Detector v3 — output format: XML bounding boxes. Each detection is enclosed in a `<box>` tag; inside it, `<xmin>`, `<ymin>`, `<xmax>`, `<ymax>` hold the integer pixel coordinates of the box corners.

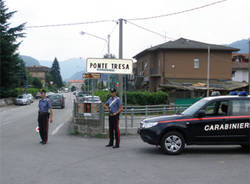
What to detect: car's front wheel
<box><xmin>160</xmin><ymin>131</ymin><xmax>185</xmax><ymax>155</ymax></box>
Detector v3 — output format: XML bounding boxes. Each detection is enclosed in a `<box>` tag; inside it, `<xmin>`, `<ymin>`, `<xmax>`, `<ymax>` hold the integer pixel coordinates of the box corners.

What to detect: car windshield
<box><xmin>18</xmin><ymin>95</ymin><xmax>24</xmax><ymax>99</ymax></box>
<box><xmin>86</xmin><ymin>97</ymin><xmax>100</xmax><ymax>101</ymax></box>
<box><xmin>49</xmin><ymin>95</ymin><xmax>61</xmax><ymax>100</ymax></box>
<box><xmin>181</xmin><ymin>98</ymin><xmax>209</xmax><ymax>116</ymax></box>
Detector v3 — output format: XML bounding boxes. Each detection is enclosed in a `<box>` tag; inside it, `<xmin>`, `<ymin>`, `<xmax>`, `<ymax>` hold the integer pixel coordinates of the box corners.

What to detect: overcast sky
<box><xmin>6</xmin><ymin>0</ymin><xmax>250</xmax><ymax>62</ymax></box>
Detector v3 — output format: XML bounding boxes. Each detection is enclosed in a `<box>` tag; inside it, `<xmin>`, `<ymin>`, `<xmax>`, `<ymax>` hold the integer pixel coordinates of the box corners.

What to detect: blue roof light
<box><xmin>238</xmin><ymin>91</ymin><xmax>248</xmax><ymax>96</ymax></box>
<box><xmin>229</xmin><ymin>91</ymin><xmax>238</xmax><ymax>95</ymax></box>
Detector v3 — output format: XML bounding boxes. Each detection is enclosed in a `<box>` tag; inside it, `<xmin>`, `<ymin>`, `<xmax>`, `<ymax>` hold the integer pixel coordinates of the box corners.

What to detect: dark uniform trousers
<box><xmin>108</xmin><ymin>114</ymin><xmax>120</xmax><ymax>146</ymax></box>
<box><xmin>38</xmin><ymin>112</ymin><xmax>49</xmax><ymax>143</ymax></box>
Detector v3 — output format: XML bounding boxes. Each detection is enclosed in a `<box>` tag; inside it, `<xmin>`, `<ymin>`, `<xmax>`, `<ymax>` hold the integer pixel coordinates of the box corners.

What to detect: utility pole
<box><xmin>207</xmin><ymin>46</ymin><xmax>210</xmax><ymax>97</ymax></box>
<box><xmin>118</xmin><ymin>18</ymin><xmax>128</xmax><ymax>135</ymax></box>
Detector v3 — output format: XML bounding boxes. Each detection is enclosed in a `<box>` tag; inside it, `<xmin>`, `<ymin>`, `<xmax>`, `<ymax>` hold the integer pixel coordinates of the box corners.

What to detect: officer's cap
<box><xmin>41</xmin><ymin>89</ymin><xmax>46</xmax><ymax>94</ymax></box>
<box><xmin>110</xmin><ymin>88</ymin><xmax>116</xmax><ymax>93</ymax></box>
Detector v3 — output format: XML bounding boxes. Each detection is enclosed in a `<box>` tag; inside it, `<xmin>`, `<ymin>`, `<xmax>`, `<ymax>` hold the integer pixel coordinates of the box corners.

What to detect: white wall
<box><xmin>232</xmin><ymin>70</ymin><xmax>249</xmax><ymax>82</ymax></box>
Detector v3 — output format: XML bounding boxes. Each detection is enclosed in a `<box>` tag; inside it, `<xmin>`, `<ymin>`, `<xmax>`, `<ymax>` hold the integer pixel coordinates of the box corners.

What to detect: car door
<box><xmin>188</xmin><ymin>100</ymin><xmax>229</xmax><ymax>144</ymax></box>
<box><xmin>225</xmin><ymin>99</ymin><xmax>250</xmax><ymax>143</ymax></box>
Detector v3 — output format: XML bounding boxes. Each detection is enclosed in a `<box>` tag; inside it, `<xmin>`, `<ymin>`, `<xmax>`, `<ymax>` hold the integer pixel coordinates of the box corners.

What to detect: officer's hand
<box><xmin>50</xmin><ymin>118</ymin><xmax>53</xmax><ymax>123</ymax></box>
<box><xmin>110</xmin><ymin>113</ymin><xmax>116</xmax><ymax>116</ymax></box>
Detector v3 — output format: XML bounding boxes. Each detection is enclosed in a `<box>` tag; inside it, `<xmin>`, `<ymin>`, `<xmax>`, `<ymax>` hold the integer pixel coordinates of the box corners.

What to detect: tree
<box><xmin>50</xmin><ymin>57</ymin><xmax>63</xmax><ymax>88</ymax></box>
<box><xmin>45</xmin><ymin>72</ymin><xmax>53</xmax><ymax>87</ymax></box>
<box><xmin>17</xmin><ymin>58</ymin><xmax>27</xmax><ymax>87</ymax></box>
<box><xmin>0</xmin><ymin>0</ymin><xmax>25</xmax><ymax>97</ymax></box>
<box><xmin>71</xmin><ymin>85</ymin><xmax>76</xmax><ymax>92</ymax></box>
<box><xmin>104</xmin><ymin>53</ymin><xmax>116</xmax><ymax>59</ymax></box>
<box><xmin>103</xmin><ymin>53</ymin><xmax>117</xmax><ymax>89</ymax></box>
<box><xmin>32</xmin><ymin>77</ymin><xmax>42</xmax><ymax>89</ymax></box>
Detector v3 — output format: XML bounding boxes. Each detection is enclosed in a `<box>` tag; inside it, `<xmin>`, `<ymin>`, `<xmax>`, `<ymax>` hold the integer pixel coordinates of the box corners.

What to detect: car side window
<box><xmin>204</xmin><ymin>102</ymin><xmax>217</xmax><ymax>116</ymax></box>
<box><xmin>218</xmin><ymin>101</ymin><xmax>228</xmax><ymax>115</ymax></box>
<box><xmin>231</xmin><ymin>100</ymin><xmax>250</xmax><ymax>116</ymax></box>
<box><xmin>203</xmin><ymin>100</ymin><xmax>229</xmax><ymax>116</ymax></box>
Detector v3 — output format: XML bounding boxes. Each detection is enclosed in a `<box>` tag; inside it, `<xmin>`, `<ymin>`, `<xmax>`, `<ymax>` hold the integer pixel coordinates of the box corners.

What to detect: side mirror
<box><xmin>196</xmin><ymin>110</ymin><xmax>206</xmax><ymax>118</ymax></box>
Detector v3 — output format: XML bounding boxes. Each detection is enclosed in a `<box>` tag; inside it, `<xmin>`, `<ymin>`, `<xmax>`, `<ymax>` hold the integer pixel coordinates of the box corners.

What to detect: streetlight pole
<box><xmin>80</xmin><ymin>31</ymin><xmax>110</xmax><ymax>56</ymax></box>
<box><xmin>80</xmin><ymin>31</ymin><xmax>111</xmax><ymax>94</ymax></box>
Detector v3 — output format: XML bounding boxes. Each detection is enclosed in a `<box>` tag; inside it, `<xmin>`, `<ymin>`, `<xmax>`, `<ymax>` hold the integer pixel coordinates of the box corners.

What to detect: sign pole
<box><xmin>118</xmin><ymin>18</ymin><xmax>123</xmax><ymax>101</ymax></box>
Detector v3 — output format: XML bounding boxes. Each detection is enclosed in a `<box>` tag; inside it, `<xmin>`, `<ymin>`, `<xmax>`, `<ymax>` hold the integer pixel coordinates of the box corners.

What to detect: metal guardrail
<box><xmin>115</xmin><ymin>104</ymin><xmax>191</xmax><ymax>130</ymax></box>
<box><xmin>73</xmin><ymin>101</ymin><xmax>192</xmax><ymax>133</ymax></box>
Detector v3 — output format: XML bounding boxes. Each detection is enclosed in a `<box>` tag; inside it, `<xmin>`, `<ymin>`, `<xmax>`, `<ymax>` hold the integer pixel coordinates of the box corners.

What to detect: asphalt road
<box><xmin>0</xmin><ymin>93</ymin><xmax>250</xmax><ymax>184</ymax></box>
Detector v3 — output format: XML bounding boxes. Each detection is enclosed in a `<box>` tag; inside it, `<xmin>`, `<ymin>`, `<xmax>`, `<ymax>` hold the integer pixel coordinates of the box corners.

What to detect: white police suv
<box><xmin>138</xmin><ymin>92</ymin><xmax>250</xmax><ymax>155</ymax></box>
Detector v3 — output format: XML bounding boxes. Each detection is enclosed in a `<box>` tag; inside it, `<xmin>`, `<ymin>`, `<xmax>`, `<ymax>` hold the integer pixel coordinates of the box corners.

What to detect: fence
<box><xmin>73</xmin><ymin>100</ymin><xmax>191</xmax><ymax>135</ymax></box>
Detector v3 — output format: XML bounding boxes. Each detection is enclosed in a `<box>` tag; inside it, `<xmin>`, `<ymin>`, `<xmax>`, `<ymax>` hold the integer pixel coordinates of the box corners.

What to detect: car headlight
<box><xmin>142</xmin><ymin>122</ymin><xmax>158</xmax><ymax>128</ymax></box>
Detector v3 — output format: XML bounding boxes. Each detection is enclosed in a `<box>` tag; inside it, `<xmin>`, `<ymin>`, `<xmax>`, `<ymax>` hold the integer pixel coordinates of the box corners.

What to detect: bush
<box><xmin>94</xmin><ymin>90</ymin><xmax>168</xmax><ymax>105</ymax></box>
<box><xmin>0</xmin><ymin>88</ymin><xmax>18</xmax><ymax>98</ymax></box>
<box><xmin>94</xmin><ymin>90</ymin><xmax>110</xmax><ymax>102</ymax></box>
<box><xmin>126</xmin><ymin>91</ymin><xmax>168</xmax><ymax>105</ymax></box>
<box><xmin>26</xmin><ymin>88</ymin><xmax>40</xmax><ymax>97</ymax></box>
<box><xmin>15</xmin><ymin>88</ymin><xmax>40</xmax><ymax>97</ymax></box>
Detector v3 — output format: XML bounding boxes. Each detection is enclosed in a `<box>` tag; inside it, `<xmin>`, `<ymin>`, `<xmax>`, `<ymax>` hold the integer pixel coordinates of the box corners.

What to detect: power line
<box><xmin>109</xmin><ymin>22</ymin><xmax>118</xmax><ymax>36</ymax></box>
<box><xmin>126</xmin><ymin>20</ymin><xmax>173</xmax><ymax>40</ymax></box>
<box><xmin>127</xmin><ymin>0</ymin><xmax>228</xmax><ymax>21</ymax></box>
<box><xmin>25</xmin><ymin>0</ymin><xmax>228</xmax><ymax>29</ymax></box>
<box><xmin>26</xmin><ymin>19</ymin><xmax>115</xmax><ymax>29</ymax></box>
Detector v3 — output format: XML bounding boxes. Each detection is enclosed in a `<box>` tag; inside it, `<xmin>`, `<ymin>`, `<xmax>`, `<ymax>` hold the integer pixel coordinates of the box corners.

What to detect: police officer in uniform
<box><xmin>38</xmin><ymin>90</ymin><xmax>53</xmax><ymax>144</ymax></box>
<box><xmin>104</xmin><ymin>88</ymin><xmax>123</xmax><ymax>148</ymax></box>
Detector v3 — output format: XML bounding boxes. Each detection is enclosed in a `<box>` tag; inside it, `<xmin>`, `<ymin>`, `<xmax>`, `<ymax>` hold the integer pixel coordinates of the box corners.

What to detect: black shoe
<box><xmin>40</xmin><ymin>141</ymin><xmax>46</xmax><ymax>145</ymax></box>
<box><xmin>113</xmin><ymin>145</ymin><xmax>119</xmax><ymax>149</ymax></box>
<box><xmin>105</xmin><ymin>144</ymin><xmax>113</xmax><ymax>147</ymax></box>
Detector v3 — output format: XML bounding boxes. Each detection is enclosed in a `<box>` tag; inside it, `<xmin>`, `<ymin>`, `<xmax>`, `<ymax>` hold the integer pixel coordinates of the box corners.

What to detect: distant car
<box><xmin>46</xmin><ymin>92</ymin><xmax>55</xmax><ymax>98</ymax></box>
<box><xmin>83</xmin><ymin>96</ymin><xmax>102</xmax><ymax>103</ymax></box>
<box><xmin>76</xmin><ymin>92</ymin><xmax>88</xmax><ymax>103</ymax></box>
<box><xmin>48</xmin><ymin>94</ymin><xmax>65</xmax><ymax>109</ymax></box>
<box><xmin>35</xmin><ymin>92</ymin><xmax>41</xmax><ymax>99</ymax></box>
<box><xmin>15</xmin><ymin>94</ymin><xmax>31</xmax><ymax>105</ymax></box>
<box><xmin>26</xmin><ymin>93</ymin><xmax>34</xmax><ymax>103</ymax></box>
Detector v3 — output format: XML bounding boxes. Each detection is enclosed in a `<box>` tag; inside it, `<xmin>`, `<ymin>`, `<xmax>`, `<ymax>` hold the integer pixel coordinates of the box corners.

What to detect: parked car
<box><xmin>35</xmin><ymin>92</ymin><xmax>41</xmax><ymax>99</ymax></box>
<box><xmin>46</xmin><ymin>92</ymin><xmax>55</xmax><ymax>98</ymax></box>
<box><xmin>83</xmin><ymin>96</ymin><xmax>101</xmax><ymax>103</ymax></box>
<box><xmin>15</xmin><ymin>94</ymin><xmax>31</xmax><ymax>105</ymax></box>
<box><xmin>138</xmin><ymin>92</ymin><xmax>250</xmax><ymax>155</ymax></box>
<box><xmin>48</xmin><ymin>94</ymin><xmax>65</xmax><ymax>109</ymax></box>
<box><xmin>26</xmin><ymin>93</ymin><xmax>34</xmax><ymax>103</ymax></box>
<box><xmin>76</xmin><ymin>92</ymin><xmax>88</xmax><ymax>103</ymax></box>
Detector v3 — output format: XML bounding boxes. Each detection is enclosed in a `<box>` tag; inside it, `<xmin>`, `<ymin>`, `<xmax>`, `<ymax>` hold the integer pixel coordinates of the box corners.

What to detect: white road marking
<box><xmin>52</xmin><ymin>122</ymin><xmax>65</xmax><ymax>135</ymax></box>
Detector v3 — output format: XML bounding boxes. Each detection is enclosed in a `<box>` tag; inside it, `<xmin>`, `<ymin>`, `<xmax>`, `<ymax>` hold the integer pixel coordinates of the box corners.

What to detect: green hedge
<box><xmin>0</xmin><ymin>88</ymin><xmax>18</xmax><ymax>98</ymax></box>
<box><xmin>94</xmin><ymin>90</ymin><xmax>110</xmax><ymax>102</ymax></box>
<box><xmin>94</xmin><ymin>90</ymin><xmax>168</xmax><ymax>105</ymax></box>
<box><xmin>126</xmin><ymin>91</ymin><xmax>168</xmax><ymax>105</ymax></box>
<box><xmin>16</xmin><ymin>88</ymin><xmax>40</xmax><ymax>97</ymax></box>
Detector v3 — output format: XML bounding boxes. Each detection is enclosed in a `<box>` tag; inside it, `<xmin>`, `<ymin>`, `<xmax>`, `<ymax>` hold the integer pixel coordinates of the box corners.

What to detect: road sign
<box><xmin>86</xmin><ymin>58</ymin><xmax>133</xmax><ymax>74</ymax></box>
<box><xmin>82</xmin><ymin>73</ymin><xmax>101</xmax><ymax>79</ymax></box>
